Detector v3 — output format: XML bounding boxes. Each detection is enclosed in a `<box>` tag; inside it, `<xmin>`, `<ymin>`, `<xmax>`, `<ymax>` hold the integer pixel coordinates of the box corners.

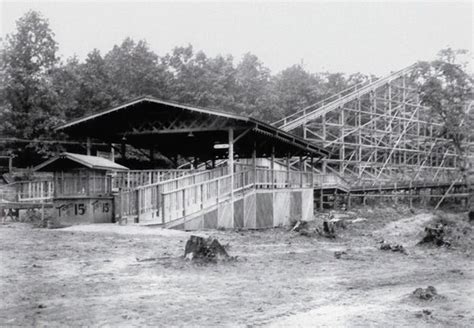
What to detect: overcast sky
<box><xmin>1</xmin><ymin>1</ymin><xmax>472</xmax><ymax>76</ymax></box>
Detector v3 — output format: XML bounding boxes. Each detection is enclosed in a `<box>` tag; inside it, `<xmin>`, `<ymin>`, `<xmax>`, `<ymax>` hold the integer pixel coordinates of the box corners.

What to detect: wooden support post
<box><xmin>252</xmin><ymin>143</ymin><xmax>257</xmax><ymax>189</ymax></box>
<box><xmin>115</xmin><ymin>192</ymin><xmax>122</xmax><ymax>223</ymax></box>
<box><xmin>310</xmin><ymin>156</ymin><xmax>314</xmax><ymax>187</ymax></box>
<box><xmin>286</xmin><ymin>154</ymin><xmax>291</xmax><ymax>187</ymax></box>
<box><xmin>216</xmin><ymin>179</ymin><xmax>220</xmax><ymax>204</ymax></box>
<box><xmin>85</xmin><ymin>171</ymin><xmax>90</xmax><ymax>196</ymax></box>
<box><xmin>110</xmin><ymin>144</ymin><xmax>115</xmax><ymax>162</ymax></box>
<box><xmin>41</xmin><ymin>203</ymin><xmax>45</xmax><ymax>223</ymax></box>
<box><xmin>136</xmin><ymin>189</ymin><xmax>141</xmax><ymax>223</ymax></box>
<box><xmin>271</xmin><ymin>146</ymin><xmax>275</xmax><ymax>189</ymax></box>
<box><xmin>320</xmin><ymin>188</ymin><xmax>324</xmax><ymax>210</ymax></box>
<box><xmin>228</xmin><ymin>128</ymin><xmax>234</xmax><ymax>226</ymax></box>
<box><xmin>182</xmin><ymin>189</ymin><xmax>186</xmax><ymax>217</ymax></box>
<box><xmin>121</xmin><ymin>141</ymin><xmax>126</xmax><ymax>160</ymax></box>
<box><xmin>86</xmin><ymin>138</ymin><xmax>91</xmax><ymax>156</ymax></box>
<box><xmin>161</xmin><ymin>193</ymin><xmax>166</xmax><ymax>224</ymax></box>
<box><xmin>409</xmin><ymin>181</ymin><xmax>413</xmax><ymax>208</ymax></box>
<box><xmin>53</xmin><ymin>173</ymin><xmax>58</xmax><ymax>198</ymax></box>
<box><xmin>200</xmin><ymin>184</ymin><xmax>204</xmax><ymax>209</ymax></box>
<box><xmin>299</xmin><ymin>156</ymin><xmax>303</xmax><ymax>187</ymax></box>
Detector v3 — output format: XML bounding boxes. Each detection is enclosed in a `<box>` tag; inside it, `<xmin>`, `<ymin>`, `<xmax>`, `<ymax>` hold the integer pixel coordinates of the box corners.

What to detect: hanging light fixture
<box><xmin>213</xmin><ymin>143</ymin><xmax>229</xmax><ymax>149</ymax></box>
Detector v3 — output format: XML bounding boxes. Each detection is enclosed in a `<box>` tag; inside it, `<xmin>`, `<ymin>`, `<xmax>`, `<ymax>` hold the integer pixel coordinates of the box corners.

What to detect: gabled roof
<box><xmin>55</xmin><ymin>96</ymin><xmax>330</xmax><ymax>158</ymax></box>
<box><xmin>34</xmin><ymin>153</ymin><xmax>129</xmax><ymax>172</ymax></box>
<box><xmin>57</xmin><ymin>96</ymin><xmax>250</xmax><ymax>130</ymax></box>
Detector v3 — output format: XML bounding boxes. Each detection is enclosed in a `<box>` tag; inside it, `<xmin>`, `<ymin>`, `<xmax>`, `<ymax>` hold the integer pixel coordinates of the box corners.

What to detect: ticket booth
<box><xmin>34</xmin><ymin>152</ymin><xmax>128</xmax><ymax>224</ymax></box>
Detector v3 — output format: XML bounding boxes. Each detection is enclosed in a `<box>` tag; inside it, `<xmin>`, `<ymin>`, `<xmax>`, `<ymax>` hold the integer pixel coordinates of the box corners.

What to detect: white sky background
<box><xmin>1</xmin><ymin>1</ymin><xmax>472</xmax><ymax>76</ymax></box>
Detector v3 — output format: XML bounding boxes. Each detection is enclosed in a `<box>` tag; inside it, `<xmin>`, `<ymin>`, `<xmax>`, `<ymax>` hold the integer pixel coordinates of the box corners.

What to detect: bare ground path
<box><xmin>0</xmin><ymin>209</ymin><xmax>472</xmax><ymax>327</ymax></box>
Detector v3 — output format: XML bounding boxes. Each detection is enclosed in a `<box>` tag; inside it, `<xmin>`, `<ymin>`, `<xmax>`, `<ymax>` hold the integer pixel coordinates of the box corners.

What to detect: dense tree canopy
<box><xmin>0</xmin><ymin>11</ymin><xmax>63</xmax><ymax>164</ymax></box>
<box><xmin>0</xmin><ymin>11</ymin><xmax>472</xmax><ymax>168</ymax></box>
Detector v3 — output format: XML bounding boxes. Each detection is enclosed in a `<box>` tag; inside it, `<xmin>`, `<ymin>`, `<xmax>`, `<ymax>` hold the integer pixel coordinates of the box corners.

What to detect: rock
<box><xmin>380</xmin><ymin>242</ymin><xmax>392</xmax><ymax>251</ymax></box>
<box><xmin>334</xmin><ymin>251</ymin><xmax>347</xmax><ymax>259</ymax></box>
<box><xmin>379</xmin><ymin>242</ymin><xmax>407</xmax><ymax>254</ymax></box>
<box><xmin>422</xmin><ymin>309</ymin><xmax>432</xmax><ymax>315</ymax></box>
<box><xmin>412</xmin><ymin>286</ymin><xmax>438</xmax><ymax>300</ymax></box>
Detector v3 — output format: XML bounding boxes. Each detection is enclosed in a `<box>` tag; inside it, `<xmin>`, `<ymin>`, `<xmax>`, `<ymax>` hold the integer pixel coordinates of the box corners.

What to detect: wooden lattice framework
<box><xmin>275</xmin><ymin>65</ymin><xmax>470</xmax><ymax>189</ymax></box>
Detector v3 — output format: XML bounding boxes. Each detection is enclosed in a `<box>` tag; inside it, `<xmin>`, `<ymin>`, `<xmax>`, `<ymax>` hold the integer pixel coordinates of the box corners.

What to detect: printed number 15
<box><xmin>75</xmin><ymin>204</ymin><xmax>85</xmax><ymax>215</ymax></box>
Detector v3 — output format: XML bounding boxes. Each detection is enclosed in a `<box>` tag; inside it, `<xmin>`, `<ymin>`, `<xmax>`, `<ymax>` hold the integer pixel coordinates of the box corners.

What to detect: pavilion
<box><xmin>54</xmin><ymin>96</ymin><xmax>330</xmax><ymax>229</ymax></box>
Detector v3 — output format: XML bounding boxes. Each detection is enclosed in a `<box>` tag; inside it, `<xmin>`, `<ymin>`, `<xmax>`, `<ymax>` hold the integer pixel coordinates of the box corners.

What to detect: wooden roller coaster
<box><xmin>274</xmin><ymin>64</ymin><xmax>473</xmax><ymax>209</ymax></box>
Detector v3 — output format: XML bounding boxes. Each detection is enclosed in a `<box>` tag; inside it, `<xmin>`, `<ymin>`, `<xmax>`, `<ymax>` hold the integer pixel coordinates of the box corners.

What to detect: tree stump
<box><xmin>184</xmin><ymin>235</ymin><xmax>229</xmax><ymax>262</ymax></box>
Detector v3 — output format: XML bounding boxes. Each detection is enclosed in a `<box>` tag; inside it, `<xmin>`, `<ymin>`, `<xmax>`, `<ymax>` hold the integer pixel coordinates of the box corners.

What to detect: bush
<box><xmin>419</xmin><ymin>212</ymin><xmax>473</xmax><ymax>252</ymax></box>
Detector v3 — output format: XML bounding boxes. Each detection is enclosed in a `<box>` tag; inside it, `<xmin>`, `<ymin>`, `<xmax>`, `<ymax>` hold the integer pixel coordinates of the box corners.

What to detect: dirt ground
<box><xmin>1</xmin><ymin>207</ymin><xmax>473</xmax><ymax>327</ymax></box>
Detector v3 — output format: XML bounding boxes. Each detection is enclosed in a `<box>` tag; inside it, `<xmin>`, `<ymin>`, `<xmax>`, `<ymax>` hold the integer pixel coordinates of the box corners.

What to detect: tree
<box><xmin>165</xmin><ymin>45</ymin><xmax>238</xmax><ymax>109</ymax></box>
<box><xmin>0</xmin><ymin>11</ymin><xmax>63</xmax><ymax>166</ymax></box>
<box><xmin>233</xmin><ymin>53</ymin><xmax>277</xmax><ymax>120</ymax></box>
<box><xmin>104</xmin><ymin>37</ymin><xmax>170</xmax><ymax>100</ymax></box>
<box><xmin>273</xmin><ymin>64</ymin><xmax>323</xmax><ymax>118</ymax></box>
<box><xmin>414</xmin><ymin>48</ymin><xmax>473</xmax><ymax>204</ymax></box>
<box><xmin>51</xmin><ymin>56</ymin><xmax>82</xmax><ymax>119</ymax></box>
<box><xmin>63</xmin><ymin>49</ymin><xmax>118</xmax><ymax>118</ymax></box>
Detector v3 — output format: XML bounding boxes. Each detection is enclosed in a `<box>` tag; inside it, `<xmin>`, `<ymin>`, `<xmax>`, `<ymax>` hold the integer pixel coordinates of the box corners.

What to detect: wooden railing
<box><xmin>118</xmin><ymin>167</ymin><xmax>317</xmax><ymax>224</ymax></box>
<box><xmin>117</xmin><ymin>166</ymin><xmax>229</xmax><ymax>221</ymax></box>
<box><xmin>112</xmin><ymin>169</ymin><xmax>199</xmax><ymax>190</ymax></box>
<box><xmin>160</xmin><ymin>173</ymin><xmax>236</xmax><ymax>223</ymax></box>
<box><xmin>153</xmin><ymin>166</ymin><xmax>228</xmax><ymax>193</ymax></box>
<box><xmin>0</xmin><ymin>180</ymin><xmax>54</xmax><ymax>203</ymax></box>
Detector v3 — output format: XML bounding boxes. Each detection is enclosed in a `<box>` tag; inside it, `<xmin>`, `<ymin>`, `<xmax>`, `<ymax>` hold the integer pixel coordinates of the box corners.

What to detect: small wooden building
<box><xmin>35</xmin><ymin>152</ymin><xmax>128</xmax><ymax>197</ymax></box>
<box><xmin>34</xmin><ymin>152</ymin><xmax>129</xmax><ymax>224</ymax></box>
